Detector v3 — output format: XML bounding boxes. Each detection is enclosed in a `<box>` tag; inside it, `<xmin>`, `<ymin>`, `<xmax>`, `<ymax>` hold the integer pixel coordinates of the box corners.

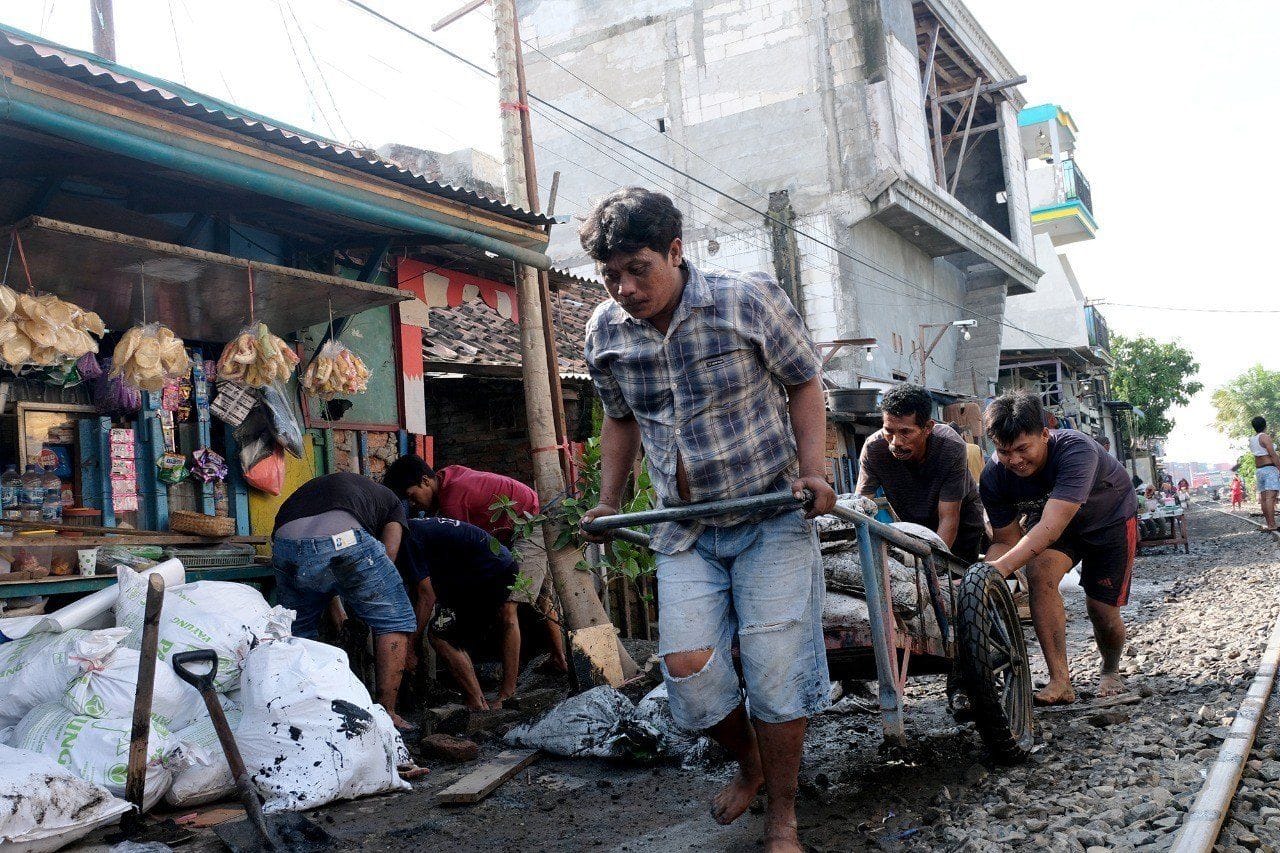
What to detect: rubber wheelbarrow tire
<box><xmin>956</xmin><ymin>562</ymin><xmax>1035</xmax><ymax>763</ymax></box>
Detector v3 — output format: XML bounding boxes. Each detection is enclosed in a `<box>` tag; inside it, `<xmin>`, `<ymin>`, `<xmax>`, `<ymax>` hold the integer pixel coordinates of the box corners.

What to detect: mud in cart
<box><xmin>582</xmin><ymin>491</ymin><xmax>1035</xmax><ymax>763</ymax></box>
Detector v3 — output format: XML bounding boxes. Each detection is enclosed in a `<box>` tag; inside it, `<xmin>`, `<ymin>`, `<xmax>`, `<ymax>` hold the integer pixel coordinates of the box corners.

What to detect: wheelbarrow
<box><xmin>581</xmin><ymin>490</ymin><xmax>1034</xmax><ymax>763</ymax></box>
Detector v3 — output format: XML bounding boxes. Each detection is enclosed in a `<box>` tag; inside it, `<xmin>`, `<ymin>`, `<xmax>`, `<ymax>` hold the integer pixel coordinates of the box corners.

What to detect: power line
<box><xmin>1100</xmin><ymin>303</ymin><xmax>1280</xmax><ymax>315</ymax></box>
<box><xmin>335</xmin><ymin>0</ymin><xmax>1075</xmax><ymax>351</ymax></box>
<box><xmin>283</xmin><ymin>0</ymin><xmax>353</xmax><ymax>143</ymax></box>
<box><xmin>274</xmin><ymin>0</ymin><xmax>340</xmax><ymax>140</ymax></box>
<box><xmin>166</xmin><ymin>0</ymin><xmax>188</xmax><ymax>84</ymax></box>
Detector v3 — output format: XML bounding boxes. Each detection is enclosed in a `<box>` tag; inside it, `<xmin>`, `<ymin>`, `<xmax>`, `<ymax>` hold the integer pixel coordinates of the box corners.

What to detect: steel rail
<box><xmin>1170</xmin><ymin>613</ymin><xmax>1280</xmax><ymax>852</ymax></box>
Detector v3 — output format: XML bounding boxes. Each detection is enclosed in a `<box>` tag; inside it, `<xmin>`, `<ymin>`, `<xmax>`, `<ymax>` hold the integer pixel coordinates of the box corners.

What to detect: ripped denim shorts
<box><xmin>655</xmin><ymin>509</ymin><xmax>830</xmax><ymax>730</ymax></box>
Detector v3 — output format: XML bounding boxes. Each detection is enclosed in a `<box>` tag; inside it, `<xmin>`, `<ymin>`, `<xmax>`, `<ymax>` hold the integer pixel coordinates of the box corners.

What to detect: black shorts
<box><xmin>1047</xmin><ymin>516</ymin><xmax>1137</xmax><ymax>606</ymax></box>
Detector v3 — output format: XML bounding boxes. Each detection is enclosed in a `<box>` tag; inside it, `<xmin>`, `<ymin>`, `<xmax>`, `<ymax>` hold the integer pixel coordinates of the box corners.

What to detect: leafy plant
<box><xmin>488</xmin><ymin>437</ymin><xmax>657</xmax><ymax>597</ymax></box>
<box><xmin>1110</xmin><ymin>333</ymin><xmax>1203</xmax><ymax>439</ymax></box>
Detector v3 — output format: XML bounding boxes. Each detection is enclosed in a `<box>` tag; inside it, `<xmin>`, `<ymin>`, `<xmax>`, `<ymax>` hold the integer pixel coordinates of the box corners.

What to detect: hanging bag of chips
<box><xmin>0</xmin><ymin>232</ymin><xmax>106</xmax><ymax>370</ymax></box>
<box><xmin>301</xmin><ymin>339</ymin><xmax>370</xmax><ymax>399</ymax></box>
<box><xmin>109</xmin><ymin>323</ymin><xmax>190</xmax><ymax>392</ymax></box>
<box><xmin>216</xmin><ymin>322</ymin><xmax>298</xmax><ymax>388</ymax></box>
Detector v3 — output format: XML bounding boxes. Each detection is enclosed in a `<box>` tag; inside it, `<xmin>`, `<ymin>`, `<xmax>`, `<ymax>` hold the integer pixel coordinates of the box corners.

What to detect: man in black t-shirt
<box><xmin>978</xmin><ymin>393</ymin><xmax>1138</xmax><ymax>706</ymax></box>
<box><xmin>398</xmin><ymin>517</ymin><xmax>519</xmax><ymax>711</ymax></box>
<box><xmin>856</xmin><ymin>384</ymin><xmax>985</xmax><ymax>561</ymax></box>
<box><xmin>273</xmin><ymin>472</ymin><xmax>416</xmax><ymax>729</ymax></box>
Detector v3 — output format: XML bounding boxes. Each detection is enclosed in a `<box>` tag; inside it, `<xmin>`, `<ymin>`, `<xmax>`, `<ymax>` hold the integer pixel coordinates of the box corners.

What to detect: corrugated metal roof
<box><xmin>0</xmin><ymin>24</ymin><xmax>554</xmax><ymax>228</ymax></box>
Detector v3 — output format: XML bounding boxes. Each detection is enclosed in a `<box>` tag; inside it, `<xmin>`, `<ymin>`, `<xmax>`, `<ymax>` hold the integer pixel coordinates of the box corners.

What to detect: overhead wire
<box><xmin>333</xmin><ymin>0</ymin><xmax>1076</xmax><ymax>352</ymax></box>
<box><xmin>283</xmin><ymin>0</ymin><xmax>354</xmax><ymax>143</ymax></box>
<box><xmin>273</xmin><ymin>0</ymin><xmax>341</xmax><ymax>140</ymax></box>
<box><xmin>166</xmin><ymin>0</ymin><xmax>188</xmax><ymax>84</ymax></box>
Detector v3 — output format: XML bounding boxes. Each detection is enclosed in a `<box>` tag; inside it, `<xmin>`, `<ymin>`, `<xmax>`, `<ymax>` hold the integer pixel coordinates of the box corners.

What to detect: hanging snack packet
<box><xmin>157</xmin><ymin>451</ymin><xmax>189</xmax><ymax>485</ymax></box>
<box><xmin>190</xmin><ymin>447</ymin><xmax>228</xmax><ymax>484</ymax></box>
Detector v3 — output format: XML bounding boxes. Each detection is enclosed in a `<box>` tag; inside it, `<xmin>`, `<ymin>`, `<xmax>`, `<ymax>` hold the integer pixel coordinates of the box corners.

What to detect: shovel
<box><xmin>172</xmin><ymin>649</ymin><xmax>332</xmax><ymax>853</ymax></box>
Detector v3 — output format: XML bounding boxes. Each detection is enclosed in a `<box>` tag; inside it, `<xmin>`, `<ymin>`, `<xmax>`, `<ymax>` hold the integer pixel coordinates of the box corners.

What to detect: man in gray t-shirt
<box><xmin>856</xmin><ymin>384</ymin><xmax>985</xmax><ymax>561</ymax></box>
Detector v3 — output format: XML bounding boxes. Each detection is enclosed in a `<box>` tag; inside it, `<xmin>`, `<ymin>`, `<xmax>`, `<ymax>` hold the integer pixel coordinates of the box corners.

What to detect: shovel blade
<box><xmin>213</xmin><ymin>810</ymin><xmax>332</xmax><ymax>853</ymax></box>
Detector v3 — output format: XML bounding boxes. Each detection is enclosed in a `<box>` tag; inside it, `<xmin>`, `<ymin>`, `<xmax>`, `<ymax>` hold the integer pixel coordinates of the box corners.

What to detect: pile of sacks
<box><xmin>1</xmin><ymin>565</ymin><xmax>409</xmax><ymax>849</ymax></box>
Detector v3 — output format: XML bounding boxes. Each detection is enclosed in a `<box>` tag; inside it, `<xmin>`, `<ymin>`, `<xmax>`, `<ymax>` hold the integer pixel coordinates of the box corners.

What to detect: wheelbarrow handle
<box><xmin>580</xmin><ymin>489</ymin><xmax>812</xmax><ymax>534</ymax></box>
<box><xmin>171</xmin><ymin>649</ymin><xmax>220</xmax><ymax>693</ymax></box>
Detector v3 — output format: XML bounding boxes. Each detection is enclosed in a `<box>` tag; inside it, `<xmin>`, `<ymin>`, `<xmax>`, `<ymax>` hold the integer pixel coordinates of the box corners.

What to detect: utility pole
<box><xmin>90</xmin><ymin>0</ymin><xmax>116</xmax><ymax>61</ymax></box>
<box><xmin>490</xmin><ymin>0</ymin><xmax>635</xmax><ymax>682</ymax></box>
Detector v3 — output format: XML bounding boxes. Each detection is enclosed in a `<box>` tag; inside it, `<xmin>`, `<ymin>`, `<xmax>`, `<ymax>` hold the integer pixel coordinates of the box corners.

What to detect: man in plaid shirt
<box><xmin>581</xmin><ymin>188</ymin><xmax>835</xmax><ymax>853</ymax></box>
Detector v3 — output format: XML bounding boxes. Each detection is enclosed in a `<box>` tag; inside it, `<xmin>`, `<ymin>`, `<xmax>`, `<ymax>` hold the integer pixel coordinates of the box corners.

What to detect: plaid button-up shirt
<box><xmin>584</xmin><ymin>262</ymin><xmax>820</xmax><ymax>554</ymax></box>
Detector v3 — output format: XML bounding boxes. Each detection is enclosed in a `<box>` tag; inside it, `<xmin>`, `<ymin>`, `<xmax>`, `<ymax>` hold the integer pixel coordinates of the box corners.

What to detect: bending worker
<box><xmin>579</xmin><ymin>187</ymin><xmax>835</xmax><ymax>853</ymax></box>
<box><xmin>856</xmin><ymin>384</ymin><xmax>985</xmax><ymax>561</ymax></box>
<box><xmin>271</xmin><ymin>472</ymin><xmax>415</xmax><ymax>731</ymax></box>
<box><xmin>398</xmin><ymin>517</ymin><xmax>519</xmax><ymax>711</ymax></box>
<box><xmin>385</xmin><ymin>455</ymin><xmax>568</xmax><ymax>700</ymax></box>
<box><xmin>978</xmin><ymin>392</ymin><xmax>1138</xmax><ymax>706</ymax></box>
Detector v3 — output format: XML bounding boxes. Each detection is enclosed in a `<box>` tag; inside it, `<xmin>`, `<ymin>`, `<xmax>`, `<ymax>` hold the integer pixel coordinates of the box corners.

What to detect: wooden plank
<box><xmin>0</xmin><ymin>518</ymin><xmax>267</xmax><ymax>543</ymax></box>
<box><xmin>935</xmin><ymin>75</ymin><xmax>1028</xmax><ymax>104</ymax></box>
<box><xmin>919</xmin><ymin>23</ymin><xmax>941</xmax><ymax>101</ymax></box>
<box><xmin>948</xmin><ymin>78</ymin><xmax>983</xmax><ymax>195</ymax></box>
<box><xmin>435</xmin><ymin>749</ymin><xmax>538</xmax><ymax>805</ymax></box>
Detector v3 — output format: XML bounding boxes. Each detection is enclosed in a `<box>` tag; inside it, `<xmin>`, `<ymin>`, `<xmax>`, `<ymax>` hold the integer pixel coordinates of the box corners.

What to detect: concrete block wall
<box><xmin>998</xmin><ymin>100</ymin><xmax>1034</xmax><ymax>255</ymax></box>
<box><xmin>424</xmin><ymin>378</ymin><xmax>538</xmax><ymax>486</ymax></box>
<box><xmin>884</xmin><ymin>32</ymin><xmax>934</xmax><ymax>185</ymax></box>
<box><xmin>952</xmin><ymin>275</ymin><xmax>1009</xmax><ymax>397</ymax></box>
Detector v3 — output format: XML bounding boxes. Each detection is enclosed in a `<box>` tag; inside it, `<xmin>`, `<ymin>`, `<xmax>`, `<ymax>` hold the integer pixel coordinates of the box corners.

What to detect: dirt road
<box><xmin>84</xmin><ymin>507</ymin><xmax>1279</xmax><ymax>852</ymax></box>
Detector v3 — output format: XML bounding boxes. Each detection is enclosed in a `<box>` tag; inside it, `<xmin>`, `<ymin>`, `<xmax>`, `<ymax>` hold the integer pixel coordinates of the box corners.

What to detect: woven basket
<box><xmin>169</xmin><ymin>510</ymin><xmax>236</xmax><ymax>538</ymax></box>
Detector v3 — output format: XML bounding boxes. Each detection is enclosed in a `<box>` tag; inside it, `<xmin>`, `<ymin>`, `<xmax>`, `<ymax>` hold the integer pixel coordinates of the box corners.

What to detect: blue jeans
<box><xmin>656</xmin><ymin>509</ymin><xmax>830</xmax><ymax>730</ymax></box>
<box><xmin>272</xmin><ymin>529</ymin><xmax>416</xmax><ymax>638</ymax></box>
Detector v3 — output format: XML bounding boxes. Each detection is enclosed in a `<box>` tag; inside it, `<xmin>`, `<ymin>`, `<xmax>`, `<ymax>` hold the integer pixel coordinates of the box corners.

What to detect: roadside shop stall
<box><xmin>0</xmin><ymin>216</ymin><xmax>407</xmax><ymax>618</ymax></box>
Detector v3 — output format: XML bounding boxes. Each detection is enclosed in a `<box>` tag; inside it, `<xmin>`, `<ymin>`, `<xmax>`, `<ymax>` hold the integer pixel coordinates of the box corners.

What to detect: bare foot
<box><xmin>711</xmin><ymin>769</ymin><xmax>763</xmax><ymax>825</ymax></box>
<box><xmin>463</xmin><ymin>696</ymin><xmax>490</xmax><ymax>712</ymax></box>
<box><xmin>764</xmin><ymin>815</ymin><xmax>803</xmax><ymax>853</ymax></box>
<box><xmin>1033</xmin><ymin>681</ymin><xmax>1077</xmax><ymax>706</ymax></box>
<box><xmin>1097</xmin><ymin>672</ymin><xmax>1125</xmax><ymax>697</ymax></box>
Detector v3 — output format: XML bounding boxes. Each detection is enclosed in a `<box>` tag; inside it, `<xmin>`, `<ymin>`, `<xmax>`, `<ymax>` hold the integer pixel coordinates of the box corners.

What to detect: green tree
<box><xmin>1110</xmin><ymin>333</ymin><xmax>1203</xmax><ymax>438</ymax></box>
<box><xmin>1211</xmin><ymin>364</ymin><xmax>1280</xmax><ymax>441</ymax></box>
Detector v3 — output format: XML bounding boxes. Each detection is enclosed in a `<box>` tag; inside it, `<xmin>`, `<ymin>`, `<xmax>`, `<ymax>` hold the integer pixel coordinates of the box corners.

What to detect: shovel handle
<box><xmin>171</xmin><ymin>649</ymin><xmax>219</xmax><ymax>693</ymax></box>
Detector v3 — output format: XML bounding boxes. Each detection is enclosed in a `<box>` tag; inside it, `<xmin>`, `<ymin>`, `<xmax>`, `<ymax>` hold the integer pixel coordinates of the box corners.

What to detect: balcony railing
<box><xmin>1063</xmin><ymin>159</ymin><xmax>1093</xmax><ymax>217</ymax></box>
<box><xmin>1085</xmin><ymin>304</ymin><xmax>1109</xmax><ymax>352</ymax></box>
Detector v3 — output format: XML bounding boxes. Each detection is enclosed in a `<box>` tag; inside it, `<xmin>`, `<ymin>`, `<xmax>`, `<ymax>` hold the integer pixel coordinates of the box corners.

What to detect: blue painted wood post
<box><xmin>95</xmin><ymin>417</ymin><xmax>115</xmax><ymax>527</ymax></box>
<box><xmin>193</xmin><ymin>351</ymin><xmax>216</xmax><ymax>515</ymax></box>
<box><xmin>223</xmin><ymin>423</ymin><xmax>250</xmax><ymax>535</ymax></box>
<box><xmin>139</xmin><ymin>392</ymin><xmax>168</xmax><ymax>530</ymax></box>
<box><xmin>397</xmin><ymin>429</ymin><xmax>409</xmax><ymax>457</ymax></box>
<box><xmin>78</xmin><ymin>419</ymin><xmax>103</xmax><ymax>515</ymax></box>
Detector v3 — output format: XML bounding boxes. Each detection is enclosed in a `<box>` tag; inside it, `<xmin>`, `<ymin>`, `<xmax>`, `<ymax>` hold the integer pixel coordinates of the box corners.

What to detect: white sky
<box><xmin>3</xmin><ymin>0</ymin><xmax>1274</xmax><ymax>466</ymax></box>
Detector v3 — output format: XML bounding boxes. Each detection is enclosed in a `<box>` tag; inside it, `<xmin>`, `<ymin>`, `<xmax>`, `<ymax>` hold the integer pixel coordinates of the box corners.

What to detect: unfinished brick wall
<box><xmin>423</xmin><ymin>376</ymin><xmax>596</xmax><ymax>485</ymax></box>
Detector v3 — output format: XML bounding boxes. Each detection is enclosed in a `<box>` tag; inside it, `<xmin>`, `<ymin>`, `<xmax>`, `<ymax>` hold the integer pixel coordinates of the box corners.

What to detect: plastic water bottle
<box><xmin>1</xmin><ymin>465</ymin><xmax>20</xmax><ymax>520</ymax></box>
<box><xmin>41</xmin><ymin>467</ymin><xmax>62</xmax><ymax>523</ymax></box>
<box><xmin>20</xmin><ymin>464</ymin><xmax>43</xmax><ymax>522</ymax></box>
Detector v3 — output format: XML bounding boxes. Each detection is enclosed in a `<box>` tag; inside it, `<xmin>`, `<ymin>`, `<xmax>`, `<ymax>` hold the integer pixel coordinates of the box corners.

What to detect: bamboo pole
<box><xmin>1170</xmin><ymin>614</ymin><xmax>1280</xmax><ymax>852</ymax></box>
<box><xmin>492</xmin><ymin>0</ymin><xmax>636</xmax><ymax>681</ymax></box>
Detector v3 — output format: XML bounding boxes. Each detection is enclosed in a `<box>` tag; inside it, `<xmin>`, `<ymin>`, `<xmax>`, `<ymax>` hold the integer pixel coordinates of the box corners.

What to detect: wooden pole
<box><xmin>90</xmin><ymin>0</ymin><xmax>116</xmax><ymax>61</ymax></box>
<box><xmin>125</xmin><ymin>574</ymin><xmax>164</xmax><ymax>817</ymax></box>
<box><xmin>948</xmin><ymin>78</ymin><xmax>983</xmax><ymax>196</ymax></box>
<box><xmin>492</xmin><ymin>0</ymin><xmax>635</xmax><ymax>681</ymax></box>
<box><xmin>511</xmin><ymin>11</ymin><xmax>573</xmax><ymax>489</ymax></box>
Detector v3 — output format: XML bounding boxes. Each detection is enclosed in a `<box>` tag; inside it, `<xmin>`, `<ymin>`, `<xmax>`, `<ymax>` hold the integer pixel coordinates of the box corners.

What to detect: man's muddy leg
<box><xmin>1086</xmin><ymin>596</ymin><xmax>1126</xmax><ymax>696</ymax></box>
<box><xmin>754</xmin><ymin>717</ymin><xmax>806</xmax><ymax>853</ymax></box>
<box><xmin>1026</xmin><ymin>551</ymin><xmax>1077</xmax><ymax>705</ymax></box>
<box><xmin>665</xmin><ymin>649</ymin><xmax>763</xmax><ymax>825</ymax></box>
<box><xmin>374</xmin><ymin>632</ymin><xmax>410</xmax><ymax>725</ymax></box>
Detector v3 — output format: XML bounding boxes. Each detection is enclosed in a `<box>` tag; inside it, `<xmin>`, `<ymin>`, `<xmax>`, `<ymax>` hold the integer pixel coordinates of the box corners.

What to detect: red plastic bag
<box><xmin>244</xmin><ymin>446</ymin><xmax>285</xmax><ymax>496</ymax></box>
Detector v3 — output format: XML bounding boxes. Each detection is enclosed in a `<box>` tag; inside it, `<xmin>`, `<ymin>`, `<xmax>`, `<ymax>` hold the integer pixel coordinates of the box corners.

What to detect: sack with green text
<box><xmin>11</xmin><ymin>702</ymin><xmax>190</xmax><ymax>811</ymax></box>
<box><xmin>113</xmin><ymin>567</ymin><xmax>294</xmax><ymax>693</ymax></box>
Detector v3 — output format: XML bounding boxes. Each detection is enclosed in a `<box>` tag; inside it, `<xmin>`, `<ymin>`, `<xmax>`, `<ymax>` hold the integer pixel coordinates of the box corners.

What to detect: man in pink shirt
<box><xmin>385</xmin><ymin>456</ymin><xmax>568</xmax><ymax>700</ymax></box>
